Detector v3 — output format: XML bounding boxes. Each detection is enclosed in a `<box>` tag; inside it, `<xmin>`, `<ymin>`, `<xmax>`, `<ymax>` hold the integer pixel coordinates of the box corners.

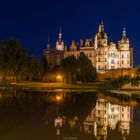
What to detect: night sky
<box><xmin>0</xmin><ymin>0</ymin><xmax>140</xmax><ymax>66</ymax></box>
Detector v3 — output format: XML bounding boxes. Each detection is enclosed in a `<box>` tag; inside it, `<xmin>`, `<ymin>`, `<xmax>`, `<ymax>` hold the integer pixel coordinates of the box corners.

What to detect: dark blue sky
<box><xmin>0</xmin><ymin>0</ymin><xmax>140</xmax><ymax>66</ymax></box>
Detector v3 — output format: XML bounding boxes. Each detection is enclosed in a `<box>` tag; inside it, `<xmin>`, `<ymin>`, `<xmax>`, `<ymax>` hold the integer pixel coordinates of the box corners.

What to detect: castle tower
<box><xmin>46</xmin><ymin>38</ymin><xmax>51</xmax><ymax>50</ymax></box>
<box><xmin>44</xmin><ymin>39</ymin><xmax>56</xmax><ymax>67</ymax></box>
<box><xmin>95</xmin><ymin>22</ymin><xmax>109</xmax><ymax>71</ymax></box>
<box><xmin>118</xmin><ymin>28</ymin><xmax>131</xmax><ymax>68</ymax></box>
<box><xmin>95</xmin><ymin>22</ymin><xmax>108</xmax><ymax>47</ymax></box>
<box><xmin>56</xmin><ymin>27</ymin><xmax>64</xmax><ymax>51</ymax></box>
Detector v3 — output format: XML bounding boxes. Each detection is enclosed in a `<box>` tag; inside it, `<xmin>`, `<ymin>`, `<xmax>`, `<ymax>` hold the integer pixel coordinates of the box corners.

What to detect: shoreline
<box><xmin>0</xmin><ymin>82</ymin><xmax>140</xmax><ymax>95</ymax></box>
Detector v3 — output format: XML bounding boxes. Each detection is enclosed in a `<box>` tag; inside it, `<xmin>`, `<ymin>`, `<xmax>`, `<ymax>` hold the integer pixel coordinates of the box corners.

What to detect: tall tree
<box><xmin>61</xmin><ymin>53</ymin><xmax>97</xmax><ymax>83</ymax></box>
<box><xmin>77</xmin><ymin>52</ymin><xmax>97</xmax><ymax>82</ymax></box>
<box><xmin>0</xmin><ymin>38</ymin><xmax>28</xmax><ymax>81</ymax></box>
<box><xmin>61</xmin><ymin>55</ymin><xmax>77</xmax><ymax>83</ymax></box>
<box><xmin>38</xmin><ymin>55</ymin><xmax>48</xmax><ymax>79</ymax></box>
<box><xmin>19</xmin><ymin>56</ymin><xmax>38</xmax><ymax>80</ymax></box>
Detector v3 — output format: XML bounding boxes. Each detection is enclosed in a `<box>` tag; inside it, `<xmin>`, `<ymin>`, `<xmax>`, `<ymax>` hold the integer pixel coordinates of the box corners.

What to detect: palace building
<box><xmin>44</xmin><ymin>23</ymin><xmax>133</xmax><ymax>73</ymax></box>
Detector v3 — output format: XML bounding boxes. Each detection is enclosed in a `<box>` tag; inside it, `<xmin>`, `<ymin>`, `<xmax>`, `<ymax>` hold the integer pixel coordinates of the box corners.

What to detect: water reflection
<box><xmin>45</xmin><ymin>92</ymin><xmax>135</xmax><ymax>140</ymax></box>
<box><xmin>0</xmin><ymin>90</ymin><xmax>139</xmax><ymax>140</ymax></box>
<box><xmin>83</xmin><ymin>98</ymin><xmax>132</xmax><ymax>140</ymax></box>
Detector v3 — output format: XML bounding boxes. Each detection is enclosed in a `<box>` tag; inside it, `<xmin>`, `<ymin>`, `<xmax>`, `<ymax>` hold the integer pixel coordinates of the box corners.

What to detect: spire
<box><xmin>101</xmin><ymin>21</ymin><xmax>104</xmax><ymax>31</ymax></box>
<box><xmin>47</xmin><ymin>38</ymin><xmax>51</xmax><ymax>49</ymax></box>
<box><xmin>59</xmin><ymin>27</ymin><xmax>62</xmax><ymax>40</ymax></box>
<box><xmin>47</xmin><ymin>37</ymin><xmax>50</xmax><ymax>43</ymax></box>
<box><xmin>123</xmin><ymin>27</ymin><xmax>126</xmax><ymax>37</ymax></box>
<box><xmin>98</xmin><ymin>21</ymin><xmax>104</xmax><ymax>32</ymax></box>
<box><xmin>122</xmin><ymin>27</ymin><xmax>128</xmax><ymax>41</ymax></box>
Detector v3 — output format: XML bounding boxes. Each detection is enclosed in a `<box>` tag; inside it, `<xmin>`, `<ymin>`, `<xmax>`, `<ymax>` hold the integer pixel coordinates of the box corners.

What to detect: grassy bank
<box><xmin>9</xmin><ymin>82</ymin><xmax>102</xmax><ymax>92</ymax></box>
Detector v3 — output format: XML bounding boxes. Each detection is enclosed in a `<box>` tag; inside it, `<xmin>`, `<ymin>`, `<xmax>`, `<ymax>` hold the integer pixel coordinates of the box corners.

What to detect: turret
<box><xmin>94</xmin><ymin>22</ymin><xmax>108</xmax><ymax>47</ymax></box>
<box><xmin>56</xmin><ymin>27</ymin><xmax>64</xmax><ymax>51</ymax></box>
<box><xmin>118</xmin><ymin>28</ymin><xmax>130</xmax><ymax>51</ymax></box>
<box><xmin>46</xmin><ymin>38</ymin><xmax>51</xmax><ymax>50</ymax></box>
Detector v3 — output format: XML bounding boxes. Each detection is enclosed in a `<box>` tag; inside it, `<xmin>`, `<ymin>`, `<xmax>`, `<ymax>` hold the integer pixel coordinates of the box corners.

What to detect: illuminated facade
<box><xmin>64</xmin><ymin>22</ymin><xmax>133</xmax><ymax>73</ymax></box>
<box><xmin>43</xmin><ymin>29</ymin><xmax>64</xmax><ymax>67</ymax></box>
<box><xmin>56</xmin><ymin>28</ymin><xmax>65</xmax><ymax>51</ymax></box>
<box><xmin>83</xmin><ymin>98</ymin><xmax>132</xmax><ymax>140</ymax></box>
<box><xmin>44</xmin><ymin>23</ymin><xmax>133</xmax><ymax>72</ymax></box>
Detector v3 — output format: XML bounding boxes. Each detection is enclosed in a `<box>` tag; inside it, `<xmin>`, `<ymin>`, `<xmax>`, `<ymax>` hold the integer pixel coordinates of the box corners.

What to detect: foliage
<box><xmin>38</xmin><ymin>55</ymin><xmax>49</xmax><ymax>80</ymax></box>
<box><xmin>0</xmin><ymin>38</ymin><xmax>28</xmax><ymax>81</ymax></box>
<box><xmin>100</xmin><ymin>76</ymin><xmax>131</xmax><ymax>90</ymax></box>
<box><xmin>61</xmin><ymin>55</ymin><xmax>77</xmax><ymax>83</ymax></box>
<box><xmin>77</xmin><ymin>52</ymin><xmax>97</xmax><ymax>82</ymax></box>
<box><xmin>61</xmin><ymin>52</ymin><xmax>97</xmax><ymax>83</ymax></box>
<box><xmin>136</xmin><ymin>65</ymin><xmax>140</xmax><ymax>75</ymax></box>
<box><xmin>0</xmin><ymin>79</ymin><xmax>11</xmax><ymax>87</ymax></box>
<box><xmin>19</xmin><ymin>56</ymin><xmax>38</xmax><ymax>80</ymax></box>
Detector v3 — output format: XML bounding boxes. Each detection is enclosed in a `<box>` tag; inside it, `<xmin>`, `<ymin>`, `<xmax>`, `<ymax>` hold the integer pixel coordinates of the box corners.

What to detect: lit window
<box><xmin>127</xmin><ymin>107</ymin><xmax>129</xmax><ymax>111</ymax></box>
<box><xmin>111</xmin><ymin>108</ymin><xmax>114</xmax><ymax>112</ymax></box>
<box><xmin>127</xmin><ymin>60</ymin><xmax>129</xmax><ymax>64</ymax></box>
<box><xmin>128</xmin><ymin>114</ymin><xmax>129</xmax><ymax>118</ymax></box>
<box><xmin>111</xmin><ymin>60</ymin><xmax>115</xmax><ymax>64</ymax></box>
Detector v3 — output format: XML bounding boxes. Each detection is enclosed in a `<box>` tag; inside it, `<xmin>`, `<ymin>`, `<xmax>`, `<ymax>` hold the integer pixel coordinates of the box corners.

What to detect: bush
<box><xmin>0</xmin><ymin>79</ymin><xmax>11</xmax><ymax>87</ymax></box>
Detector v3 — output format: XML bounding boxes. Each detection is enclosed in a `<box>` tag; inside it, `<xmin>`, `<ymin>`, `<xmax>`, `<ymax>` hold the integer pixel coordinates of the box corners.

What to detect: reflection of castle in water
<box><xmin>83</xmin><ymin>98</ymin><xmax>133</xmax><ymax>140</ymax></box>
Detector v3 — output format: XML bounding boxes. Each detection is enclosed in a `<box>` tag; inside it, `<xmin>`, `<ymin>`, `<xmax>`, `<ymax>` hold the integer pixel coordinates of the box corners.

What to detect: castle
<box><xmin>44</xmin><ymin>23</ymin><xmax>133</xmax><ymax>73</ymax></box>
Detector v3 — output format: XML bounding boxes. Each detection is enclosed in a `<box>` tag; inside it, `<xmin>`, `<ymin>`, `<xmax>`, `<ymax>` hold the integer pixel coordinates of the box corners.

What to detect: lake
<box><xmin>0</xmin><ymin>90</ymin><xmax>139</xmax><ymax>140</ymax></box>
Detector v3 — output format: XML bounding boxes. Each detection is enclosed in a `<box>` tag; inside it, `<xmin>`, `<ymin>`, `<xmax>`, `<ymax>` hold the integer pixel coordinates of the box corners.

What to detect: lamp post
<box><xmin>56</xmin><ymin>74</ymin><xmax>63</xmax><ymax>83</ymax></box>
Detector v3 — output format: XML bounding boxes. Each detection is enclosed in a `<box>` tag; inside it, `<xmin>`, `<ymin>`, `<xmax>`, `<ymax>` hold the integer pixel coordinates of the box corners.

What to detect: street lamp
<box><xmin>56</xmin><ymin>95</ymin><xmax>63</xmax><ymax>102</ymax></box>
<box><xmin>56</xmin><ymin>74</ymin><xmax>63</xmax><ymax>82</ymax></box>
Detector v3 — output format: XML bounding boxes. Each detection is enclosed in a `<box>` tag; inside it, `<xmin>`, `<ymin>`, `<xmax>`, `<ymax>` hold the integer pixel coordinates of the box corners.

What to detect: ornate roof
<box><xmin>96</xmin><ymin>23</ymin><xmax>108</xmax><ymax>40</ymax></box>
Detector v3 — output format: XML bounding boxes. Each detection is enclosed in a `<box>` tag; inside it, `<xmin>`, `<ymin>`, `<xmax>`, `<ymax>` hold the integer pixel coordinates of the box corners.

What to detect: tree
<box><xmin>0</xmin><ymin>38</ymin><xmax>28</xmax><ymax>81</ymax></box>
<box><xmin>61</xmin><ymin>55</ymin><xmax>77</xmax><ymax>83</ymax></box>
<box><xmin>38</xmin><ymin>55</ymin><xmax>49</xmax><ymax>80</ymax></box>
<box><xmin>77</xmin><ymin>52</ymin><xmax>97</xmax><ymax>82</ymax></box>
<box><xmin>61</xmin><ymin>52</ymin><xmax>97</xmax><ymax>83</ymax></box>
<box><xmin>19</xmin><ymin>56</ymin><xmax>38</xmax><ymax>80</ymax></box>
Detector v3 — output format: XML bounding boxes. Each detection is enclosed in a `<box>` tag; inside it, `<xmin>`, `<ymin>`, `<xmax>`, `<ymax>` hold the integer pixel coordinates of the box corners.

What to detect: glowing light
<box><xmin>56</xmin><ymin>75</ymin><xmax>62</xmax><ymax>80</ymax></box>
<box><xmin>56</xmin><ymin>74</ymin><xmax>63</xmax><ymax>82</ymax></box>
<box><xmin>56</xmin><ymin>95</ymin><xmax>63</xmax><ymax>102</ymax></box>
